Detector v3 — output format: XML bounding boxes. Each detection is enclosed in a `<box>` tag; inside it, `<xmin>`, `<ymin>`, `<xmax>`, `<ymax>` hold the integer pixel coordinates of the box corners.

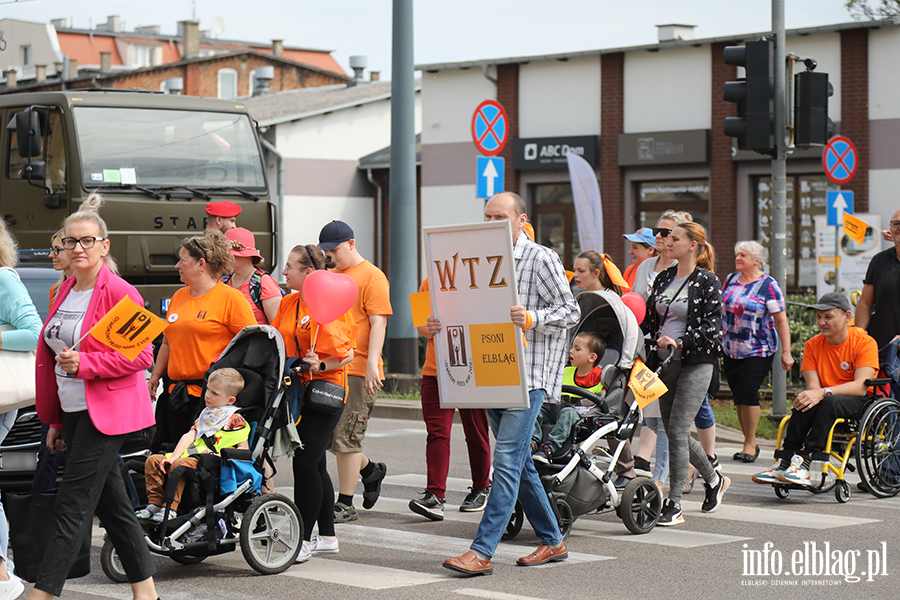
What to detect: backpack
<box><xmin>222</xmin><ymin>268</ymin><xmax>285</xmax><ymax>313</ymax></box>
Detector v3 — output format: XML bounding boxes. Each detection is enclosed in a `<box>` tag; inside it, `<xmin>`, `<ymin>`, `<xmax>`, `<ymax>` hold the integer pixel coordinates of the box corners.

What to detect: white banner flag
<box><xmin>566</xmin><ymin>152</ymin><xmax>603</xmax><ymax>253</ymax></box>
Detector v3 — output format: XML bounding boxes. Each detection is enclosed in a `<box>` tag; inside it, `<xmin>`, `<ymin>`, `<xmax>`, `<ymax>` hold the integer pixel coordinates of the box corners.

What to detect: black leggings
<box><xmin>293</xmin><ymin>405</ymin><xmax>344</xmax><ymax>541</ymax></box>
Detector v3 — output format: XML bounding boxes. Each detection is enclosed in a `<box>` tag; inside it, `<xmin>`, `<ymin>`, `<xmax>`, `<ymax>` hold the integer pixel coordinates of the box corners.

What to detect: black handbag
<box><xmin>7</xmin><ymin>448</ymin><xmax>92</xmax><ymax>583</ymax></box>
<box><xmin>304</xmin><ymin>379</ymin><xmax>346</xmax><ymax>415</ymax></box>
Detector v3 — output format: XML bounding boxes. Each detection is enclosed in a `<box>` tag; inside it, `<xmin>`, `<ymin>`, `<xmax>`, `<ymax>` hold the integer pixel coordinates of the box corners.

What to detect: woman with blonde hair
<box><xmin>29</xmin><ymin>193</ymin><xmax>159</xmax><ymax>600</ymax></box>
<box><xmin>642</xmin><ymin>221</ymin><xmax>728</xmax><ymax>526</ymax></box>
<box><xmin>148</xmin><ymin>229</ymin><xmax>256</xmax><ymax>449</ymax></box>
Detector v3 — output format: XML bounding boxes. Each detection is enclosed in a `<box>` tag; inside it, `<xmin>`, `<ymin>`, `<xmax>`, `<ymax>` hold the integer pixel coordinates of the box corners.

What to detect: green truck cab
<box><xmin>1</xmin><ymin>90</ymin><xmax>276</xmax><ymax>315</ymax></box>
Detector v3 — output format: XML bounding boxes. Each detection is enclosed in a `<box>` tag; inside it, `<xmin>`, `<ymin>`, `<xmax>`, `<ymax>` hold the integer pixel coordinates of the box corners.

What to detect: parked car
<box><xmin>0</xmin><ymin>266</ymin><xmax>57</xmax><ymax>493</ymax></box>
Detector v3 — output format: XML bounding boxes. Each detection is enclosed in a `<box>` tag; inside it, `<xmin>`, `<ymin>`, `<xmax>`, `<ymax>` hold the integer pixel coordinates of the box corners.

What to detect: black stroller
<box><xmin>101</xmin><ymin>325</ymin><xmax>303</xmax><ymax>579</ymax></box>
<box><xmin>505</xmin><ymin>291</ymin><xmax>663</xmax><ymax>538</ymax></box>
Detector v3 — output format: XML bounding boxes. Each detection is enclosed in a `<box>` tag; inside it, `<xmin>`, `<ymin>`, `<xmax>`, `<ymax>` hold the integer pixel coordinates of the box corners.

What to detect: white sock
<box><xmin>708</xmin><ymin>473</ymin><xmax>720</xmax><ymax>488</ymax></box>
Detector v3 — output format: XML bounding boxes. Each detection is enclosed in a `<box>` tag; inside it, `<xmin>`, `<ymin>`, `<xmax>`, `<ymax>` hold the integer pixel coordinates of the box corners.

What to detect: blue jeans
<box><xmin>471</xmin><ymin>389</ymin><xmax>562</xmax><ymax>558</ymax></box>
<box><xmin>0</xmin><ymin>409</ymin><xmax>15</xmax><ymax>562</ymax></box>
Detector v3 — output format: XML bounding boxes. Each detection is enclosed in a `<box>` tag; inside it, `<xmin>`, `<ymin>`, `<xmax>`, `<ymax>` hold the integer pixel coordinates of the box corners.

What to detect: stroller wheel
<box><xmin>501</xmin><ymin>500</ymin><xmax>524</xmax><ymax>540</ymax></box>
<box><xmin>554</xmin><ymin>498</ymin><xmax>575</xmax><ymax>540</ymax></box>
<box><xmin>100</xmin><ymin>535</ymin><xmax>130</xmax><ymax>584</ymax></box>
<box><xmin>240</xmin><ymin>493</ymin><xmax>304</xmax><ymax>574</ymax></box>
<box><xmin>619</xmin><ymin>477</ymin><xmax>662</xmax><ymax>535</ymax></box>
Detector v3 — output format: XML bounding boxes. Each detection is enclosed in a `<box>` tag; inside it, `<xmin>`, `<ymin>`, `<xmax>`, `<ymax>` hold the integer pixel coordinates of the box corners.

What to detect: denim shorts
<box><xmin>694</xmin><ymin>395</ymin><xmax>716</xmax><ymax>429</ymax></box>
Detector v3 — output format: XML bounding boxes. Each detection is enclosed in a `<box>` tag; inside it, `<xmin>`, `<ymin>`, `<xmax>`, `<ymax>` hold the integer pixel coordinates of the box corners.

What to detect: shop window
<box><xmin>756</xmin><ymin>175</ymin><xmax>834</xmax><ymax>289</ymax></box>
<box><xmin>532</xmin><ymin>183</ymin><xmax>579</xmax><ymax>268</ymax></box>
<box><xmin>636</xmin><ymin>179</ymin><xmax>709</xmax><ymax>231</ymax></box>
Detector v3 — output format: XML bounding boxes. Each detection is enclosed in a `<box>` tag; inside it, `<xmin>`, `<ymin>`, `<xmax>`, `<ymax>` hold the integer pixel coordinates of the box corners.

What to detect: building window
<box><xmin>217</xmin><ymin>68</ymin><xmax>238</xmax><ymax>99</ymax></box>
<box><xmin>532</xmin><ymin>183</ymin><xmax>578</xmax><ymax>268</ymax></box>
<box><xmin>132</xmin><ymin>45</ymin><xmax>155</xmax><ymax>68</ymax></box>
<box><xmin>21</xmin><ymin>46</ymin><xmax>32</xmax><ymax>67</ymax></box>
<box><xmin>756</xmin><ymin>174</ymin><xmax>834</xmax><ymax>289</ymax></box>
<box><xmin>636</xmin><ymin>179</ymin><xmax>710</xmax><ymax>231</ymax></box>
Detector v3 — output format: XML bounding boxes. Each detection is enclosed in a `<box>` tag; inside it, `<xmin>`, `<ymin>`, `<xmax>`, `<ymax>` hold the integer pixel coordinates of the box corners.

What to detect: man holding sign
<box><xmin>443</xmin><ymin>192</ymin><xmax>579</xmax><ymax>576</ymax></box>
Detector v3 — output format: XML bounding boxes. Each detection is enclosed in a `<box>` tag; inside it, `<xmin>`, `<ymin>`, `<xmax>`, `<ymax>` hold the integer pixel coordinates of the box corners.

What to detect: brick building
<box><xmin>416</xmin><ymin>19</ymin><xmax>900</xmax><ymax>291</ymax></box>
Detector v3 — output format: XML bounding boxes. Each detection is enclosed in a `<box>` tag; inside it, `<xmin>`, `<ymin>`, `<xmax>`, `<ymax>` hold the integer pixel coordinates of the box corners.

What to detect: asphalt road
<box><xmin>22</xmin><ymin>415</ymin><xmax>900</xmax><ymax>600</ymax></box>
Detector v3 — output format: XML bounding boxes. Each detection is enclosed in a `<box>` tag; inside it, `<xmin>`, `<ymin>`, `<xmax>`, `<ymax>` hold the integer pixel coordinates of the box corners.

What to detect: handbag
<box><xmin>304</xmin><ymin>379</ymin><xmax>346</xmax><ymax>416</ymax></box>
<box><xmin>7</xmin><ymin>448</ymin><xmax>92</xmax><ymax>583</ymax></box>
<box><xmin>0</xmin><ymin>324</ymin><xmax>37</xmax><ymax>413</ymax></box>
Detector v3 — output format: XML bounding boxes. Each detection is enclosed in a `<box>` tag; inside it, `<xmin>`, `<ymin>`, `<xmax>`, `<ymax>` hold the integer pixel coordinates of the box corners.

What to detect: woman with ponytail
<box><xmin>642</xmin><ymin>222</ymin><xmax>727</xmax><ymax>526</ymax></box>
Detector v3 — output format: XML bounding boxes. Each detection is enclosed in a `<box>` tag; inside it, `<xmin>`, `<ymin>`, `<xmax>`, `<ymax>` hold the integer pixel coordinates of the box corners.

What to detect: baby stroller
<box><xmin>101</xmin><ymin>325</ymin><xmax>303</xmax><ymax>580</ymax></box>
<box><xmin>505</xmin><ymin>291</ymin><xmax>663</xmax><ymax>538</ymax></box>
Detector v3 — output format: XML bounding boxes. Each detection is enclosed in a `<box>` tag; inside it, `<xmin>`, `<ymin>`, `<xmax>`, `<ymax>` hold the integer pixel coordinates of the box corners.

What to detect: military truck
<box><xmin>1</xmin><ymin>90</ymin><xmax>276</xmax><ymax>315</ymax></box>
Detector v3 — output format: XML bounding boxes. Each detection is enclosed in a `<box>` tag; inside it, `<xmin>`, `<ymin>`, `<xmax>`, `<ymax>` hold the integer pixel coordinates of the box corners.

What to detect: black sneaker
<box><xmin>460</xmin><ymin>486</ymin><xmax>490</xmax><ymax>512</ymax></box>
<box><xmin>409</xmin><ymin>491</ymin><xmax>445</xmax><ymax>521</ymax></box>
<box><xmin>361</xmin><ymin>461</ymin><xmax>387</xmax><ymax>510</ymax></box>
<box><xmin>708</xmin><ymin>454</ymin><xmax>722</xmax><ymax>473</ymax></box>
<box><xmin>613</xmin><ymin>475</ymin><xmax>632</xmax><ymax>490</ymax></box>
<box><xmin>633</xmin><ymin>456</ymin><xmax>652</xmax><ymax>477</ymax></box>
<box><xmin>657</xmin><ymin>498</ymin><xmax>683</xmax><ymax>526</ymax></box>
<box><xmin>701</xmin><ymin>474</ymin><xmax>731</xmax><ymax>513</ymax></box>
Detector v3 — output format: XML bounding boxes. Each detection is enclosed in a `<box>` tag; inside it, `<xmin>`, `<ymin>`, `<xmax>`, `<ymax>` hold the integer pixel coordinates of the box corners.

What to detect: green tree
<box><xmin>846</xmin><ymin>0</ymin><xmax>900</xmax><ymax>19</ymax></box>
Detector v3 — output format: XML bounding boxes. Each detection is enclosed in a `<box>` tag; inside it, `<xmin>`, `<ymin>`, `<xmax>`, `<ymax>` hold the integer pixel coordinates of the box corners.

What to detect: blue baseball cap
<box><xmin>318</xmin><ymin>220</ymin><xmax>355</xmax><ymax>251</ymax></box>
<box><xmin>623</xmin><ymin>227</ymin><xmax>655</xmax><ymax>246</ymax></box>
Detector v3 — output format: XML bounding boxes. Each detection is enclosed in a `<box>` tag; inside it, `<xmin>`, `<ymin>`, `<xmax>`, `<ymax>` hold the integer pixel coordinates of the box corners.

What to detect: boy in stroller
<box><xmin>532</xmin><ymin>332</ymin><xmax>607</xmax><ymax>464</ymax></box>
<box><xmin>138</xmin><ymin>368</ymin><xmax>250</xmax><ymax>523</ymax></box>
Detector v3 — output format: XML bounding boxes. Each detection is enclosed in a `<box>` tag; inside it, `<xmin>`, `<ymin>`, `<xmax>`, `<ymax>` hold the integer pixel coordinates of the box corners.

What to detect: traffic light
<box><xmin>723</xmin><ymin>39</ymin><xmax>774</xmax><ymax>154</ymax></box>
<box><xmin>794</xmin><ymin>69</ymin><xmax>833</xmax><ymax>147</ymax></box>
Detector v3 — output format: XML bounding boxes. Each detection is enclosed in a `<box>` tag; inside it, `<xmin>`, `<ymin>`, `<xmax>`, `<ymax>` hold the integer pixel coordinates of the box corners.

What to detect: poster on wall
<box><xmin>814</xmin><ymin>213</ymin><xmax>882</xmax><ymax>303</ymax></box>
<box><xmin>423</xmin><ymin>221</ymin><xmax>529</xmax><ymax>409</ymax></box>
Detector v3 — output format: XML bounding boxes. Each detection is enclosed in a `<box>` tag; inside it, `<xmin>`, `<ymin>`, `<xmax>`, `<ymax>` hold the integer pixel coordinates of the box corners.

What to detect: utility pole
<box><xmin>387</xmin><ymin>0</ymin><xmax>418</xmax><ymax>374</ymax></box>
<box><xmin>771</xmin><ymin>0</ymin><xmax>788</xmax><ymax>417</ymax></box>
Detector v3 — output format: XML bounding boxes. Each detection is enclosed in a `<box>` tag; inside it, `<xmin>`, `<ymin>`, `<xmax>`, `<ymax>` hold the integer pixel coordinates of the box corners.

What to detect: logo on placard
<box><xmin>444</xmin><ymin>325</ymin><xmax>473</xmax><ymax>387</ymax></box>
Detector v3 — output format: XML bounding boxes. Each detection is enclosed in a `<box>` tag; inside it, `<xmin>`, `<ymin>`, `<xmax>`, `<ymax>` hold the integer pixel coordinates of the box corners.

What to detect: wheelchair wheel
<box><xmin>774</xmin><ymin>485</ymin><xmax>790</xmax><ymax>499</ymax></box>
<box><xmin>240</xmin><ymin>493</ymin><xmax>303</xmax><ymax>574</ymax></box>
<box><xmin>835</xmin><ymin>480</ymin><xmax>851</xmax><ymax>503</ymax></box>
<box><xmin>100</xmin><ymin>536</ymin><xmax>130</xmax><ymax>584</ymax></box>
<box><xmin>855</xmin><ymin>398</ymin><xmax>900</xmax><ymax>498</ymax></box>
<box><xmin>555</xmin><ymin>497</ymin><xmax>575</xmax><ymax>540</ymax></box>
<box><xmin>501</xmin><ymin>500</ymin><xmax>524</xmax><ymax>540</ymax></box>
<box><xmin>619</xmin><ymin>477</ymin><xmax>662</xmax><ymax>534</ymax></box>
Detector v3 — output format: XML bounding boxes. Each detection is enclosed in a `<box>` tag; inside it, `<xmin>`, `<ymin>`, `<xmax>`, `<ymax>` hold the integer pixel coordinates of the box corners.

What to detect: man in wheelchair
<box><xmin>753</xmin><ymin>293</ymin><xmax>878</xmax><ymax>486</ymax></box>
<box><xmin>138</xmin><ymin>368</ymin><xmax>250</xmax><ymax>523</ymax></box>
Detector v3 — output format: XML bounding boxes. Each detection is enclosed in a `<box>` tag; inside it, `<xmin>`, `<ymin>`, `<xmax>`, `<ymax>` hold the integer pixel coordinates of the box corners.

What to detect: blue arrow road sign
<box><xmin>477</xmin><ymin>156</ymin><xmax>504</xmax><ymax>199</ymax></box>
<box><xmin>827</xmin><ymin>190</ymin><xmax>854</xmax><ymax>226</ymax></box>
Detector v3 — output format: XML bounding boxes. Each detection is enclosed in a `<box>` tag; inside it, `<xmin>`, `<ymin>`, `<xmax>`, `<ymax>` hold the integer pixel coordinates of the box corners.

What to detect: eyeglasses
<box><xmin>50</xmin><ymin>246</ymin><xmax>64</xmax><ymax>256</ymax></box>
<box><xmin>890</xmin><ymin>221</ymin><xmax>900</xmax><ymax>229</ymax></box>
<box><xmin>61</xmin><ymin>236</ymin><xmax>106</xmax><ymax>250</ymax></box>
<box><xmin>652</xmin><ymin>228</ymin><xmax>672</xmax><ymax>238</ymax></box>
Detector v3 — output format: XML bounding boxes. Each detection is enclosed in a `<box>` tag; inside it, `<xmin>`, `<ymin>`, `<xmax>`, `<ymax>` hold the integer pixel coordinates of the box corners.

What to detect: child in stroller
<box><xmin>531</xmin><ymin>331</ymin><xmax>607</xmax><ymax>464</ymax></box>
<box><xmin>138</xmin><ymin>368</ymin><xmax>250</xmax><ymax>524</ymax></box>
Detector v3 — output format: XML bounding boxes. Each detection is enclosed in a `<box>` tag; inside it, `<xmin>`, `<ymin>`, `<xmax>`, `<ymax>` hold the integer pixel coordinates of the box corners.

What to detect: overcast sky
<box><xmin>2</xmin><ymin>0</ymin><xmax>863</xmax><ymax>77</ymax></box>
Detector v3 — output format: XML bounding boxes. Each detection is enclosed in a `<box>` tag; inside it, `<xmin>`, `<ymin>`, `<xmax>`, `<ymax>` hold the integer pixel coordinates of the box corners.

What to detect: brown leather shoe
<box><xmin>443</xmin><ymin>551</ymin><xmax>493</xmax><ymax>576</ymax></box>
<box><xmin>516</xmin><ymin>542</ymin><xmax>568</xmax><ymax>566</ymax></box>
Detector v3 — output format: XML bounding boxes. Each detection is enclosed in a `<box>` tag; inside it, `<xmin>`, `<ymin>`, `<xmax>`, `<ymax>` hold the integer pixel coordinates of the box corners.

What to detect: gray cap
<box><xmin>808</xmin><ymin>292</ymin><xmax>851</xmax><ymax>312</ymax></box>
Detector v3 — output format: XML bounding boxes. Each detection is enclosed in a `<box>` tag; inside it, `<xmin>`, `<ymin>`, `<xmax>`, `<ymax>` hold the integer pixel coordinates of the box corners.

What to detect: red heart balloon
<box><xmin>302</xmin><ymin>270</ymin><xmax>359</xmax><ymax>324</ymax></box>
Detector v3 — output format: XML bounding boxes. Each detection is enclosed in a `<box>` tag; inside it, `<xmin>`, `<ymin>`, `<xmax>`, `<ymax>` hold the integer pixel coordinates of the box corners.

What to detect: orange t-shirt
<box><xmin>164</xmin><ymin>282</ymin><xmax>257</xmax><ymax>396</ymax></box>
<box><xmin>271</xmin><ymin>292</ymin><xmax>356</xmax><ymax>387</ymax></box>
<box><xmin>623</xmin><ymin>262</ymin><xmax>639</xmax><ymax>289</ymax></box>
<box><xmin>420</xmin><ymin>278</ymin><xmax>437</xmax><ymax>377</ymax></box>
<box><xmin>333</xmin><ymin>260</ymin><xmax>392</xmax><ymax>379</ymax></box>
<box><xmin>801</xmin><ymin>327</ymin><xmax>879</xmax><ymax>388</ymax></box>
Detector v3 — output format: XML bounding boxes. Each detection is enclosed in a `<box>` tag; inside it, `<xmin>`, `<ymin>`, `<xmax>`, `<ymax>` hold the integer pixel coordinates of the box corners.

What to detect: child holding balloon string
<box><xmin>271</xmin><ymin>244</ymin><xmax>357</xmax><ymax>564</ymax></box>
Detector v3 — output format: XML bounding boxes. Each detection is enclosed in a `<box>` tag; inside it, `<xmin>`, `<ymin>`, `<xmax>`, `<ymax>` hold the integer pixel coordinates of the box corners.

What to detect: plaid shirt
<box><xmin>514</xmin><ymin>232</ymin><xmax>581</xmax><ymax>403</ymax></box>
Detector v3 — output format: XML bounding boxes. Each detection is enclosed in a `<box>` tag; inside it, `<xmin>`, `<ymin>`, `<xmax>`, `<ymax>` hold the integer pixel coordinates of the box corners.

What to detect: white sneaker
<box><xmin>310</xmin><ymin>535</ymin><xmax>339</xmax><ymax>555</ymax></box>
<box><xmin>0</xmin><ymin>573</ymin><xmax>24</xmax><ymax>600</ymax></box>
<box><xmin>779</xmin><ymin>456</ymin><xmax>812</xmax><ymax>486</ymax></box>
<box><xmin>295</xmin><ymin>540</ymin><xmax>311</xmax><ymax>563</ymax></box>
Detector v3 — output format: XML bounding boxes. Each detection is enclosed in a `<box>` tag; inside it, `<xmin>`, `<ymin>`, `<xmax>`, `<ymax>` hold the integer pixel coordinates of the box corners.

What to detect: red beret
<box><xmin>205</xmin><ymin>201</ymin><xmax>242</xmax><ymax>218</ymax></box>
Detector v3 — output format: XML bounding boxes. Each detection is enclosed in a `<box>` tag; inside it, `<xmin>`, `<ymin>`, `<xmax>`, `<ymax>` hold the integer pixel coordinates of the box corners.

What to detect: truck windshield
<box><xmin>74</xmin><ymin>106</ymin><xmax>266</xmax><ymax>190</ymax></box>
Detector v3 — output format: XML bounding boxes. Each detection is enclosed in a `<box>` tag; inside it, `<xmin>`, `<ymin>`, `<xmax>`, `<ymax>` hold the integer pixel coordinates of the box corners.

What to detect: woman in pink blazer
<box><xmin>29</xmin><ymin>195</ymin><xmax>159</xmax><ymax>600</ymax></box>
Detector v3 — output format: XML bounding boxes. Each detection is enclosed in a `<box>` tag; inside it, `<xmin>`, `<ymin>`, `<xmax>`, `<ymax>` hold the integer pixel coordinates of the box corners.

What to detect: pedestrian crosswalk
<box><xmin>77</xmin><ymin>443</ymin><xmax>885</xmax><ymax>596</ymax></box>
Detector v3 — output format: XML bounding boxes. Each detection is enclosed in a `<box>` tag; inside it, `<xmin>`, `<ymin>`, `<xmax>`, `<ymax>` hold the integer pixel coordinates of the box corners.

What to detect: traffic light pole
<box><xmin>771</xmin><ymin>0</ymin><xmax>788</xmax><ymax>417</ymax></box>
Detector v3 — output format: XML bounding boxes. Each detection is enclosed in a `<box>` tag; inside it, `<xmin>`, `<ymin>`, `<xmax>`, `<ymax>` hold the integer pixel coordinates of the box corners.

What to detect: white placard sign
<box><xmin>814</xmin><ymin>213</ymin><xmax>882</xmax><ymax>302</ymax></box>
<box><xmin>423</xmin><ymin>221</ymin><xmax>529</xmax><ymax>409</ymax></box>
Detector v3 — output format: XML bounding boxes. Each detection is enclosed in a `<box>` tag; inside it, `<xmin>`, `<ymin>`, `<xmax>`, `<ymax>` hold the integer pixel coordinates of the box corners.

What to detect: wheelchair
<box><xmin>766</xmin><ymin>378</ymin><xmax>900</xmax><ymax>503</ymax></box>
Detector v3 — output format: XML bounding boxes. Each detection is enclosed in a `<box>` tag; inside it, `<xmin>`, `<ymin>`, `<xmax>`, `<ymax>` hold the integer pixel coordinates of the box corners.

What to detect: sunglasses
<box><xmin>653</xmin><ymin>228</ymin><xmax>672</xmax><ymax>238</ymax></box>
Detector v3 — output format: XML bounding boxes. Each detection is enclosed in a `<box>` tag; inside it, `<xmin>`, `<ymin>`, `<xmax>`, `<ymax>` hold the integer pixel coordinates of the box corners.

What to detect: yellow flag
<box><xmin>842</xmin><ymin>212</ymin><xmax>867</xmax><ymax>245</ymax></box>
<box><xmin>627</xmin><ymin>357</ymin><xmax>669</xmax><ymax>409</ymax></box>
<box><xmin>89</xmin><ymin>297</ymin><xmax>168</xmax><ymax>361</ymax></box>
